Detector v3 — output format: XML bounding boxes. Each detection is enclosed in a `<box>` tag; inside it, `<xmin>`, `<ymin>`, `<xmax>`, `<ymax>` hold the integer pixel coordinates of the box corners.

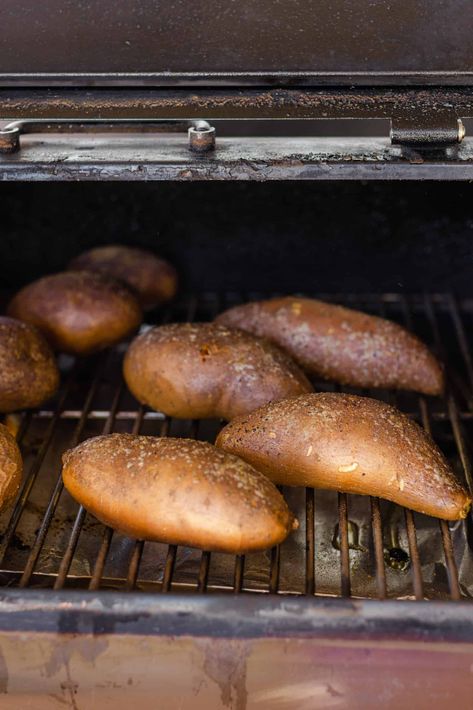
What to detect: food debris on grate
<box><xmin>0</xmin><ymin>292</ymin><xmax>472</xmax><ymax>601</ymax></box>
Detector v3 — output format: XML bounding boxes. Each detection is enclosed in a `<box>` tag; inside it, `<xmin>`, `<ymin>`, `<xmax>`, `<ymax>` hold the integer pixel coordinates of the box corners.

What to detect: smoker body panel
<box><xmin>2</xmin><ymin>634</ymin><xmax>473</xmax><ymax>709</ymax></box>
<box><xmin>0</xmin><ymin>594</ymin><xmax>472</xmax><ymax>708</ymax></box>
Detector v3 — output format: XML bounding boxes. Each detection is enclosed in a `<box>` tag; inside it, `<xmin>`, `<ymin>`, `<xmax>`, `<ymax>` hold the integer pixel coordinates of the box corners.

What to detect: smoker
<box><xmin>0</xmin><ymin>1</ymin><xmax>473</xmax><ymax>708</ymax></box>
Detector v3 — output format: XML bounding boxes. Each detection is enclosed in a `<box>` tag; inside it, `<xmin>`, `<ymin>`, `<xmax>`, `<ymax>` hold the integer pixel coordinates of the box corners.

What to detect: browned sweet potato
<box><xmin>123</xmin><ymin>322</ymin><xmax>312</xmax><ymax>420</ymax></box>
<box><xmin>8</xmin><ymin>271</ymin><xmax>142</xmax><ymax>355</ymax></box>
<box><xmin>0</xmin><ymin>317</ymin><xmax>59</xmax><ymax>412</ymax></box>
<box><xmin>0</xmin><ymin>423</ymin><xmax>22</xmax><ymax>509</ymax></box>
<box><xmin>69</xmin><ymin>245</ymin><xmax>178</xmax><ymax>310</ymax></box>
<box><xmin>216</xmin><ymin>393</ymin><xmax>471</xmax><ymax>521</ymax></box>
<box><xmin>216</xmin><ymin>297</ymin><xmax>444</xmax><ymax>395</ymax></box>
<box><xmin>62</xmin><ymin>435</ymin><xmax>298</xmax><ymax>553</ymax></box>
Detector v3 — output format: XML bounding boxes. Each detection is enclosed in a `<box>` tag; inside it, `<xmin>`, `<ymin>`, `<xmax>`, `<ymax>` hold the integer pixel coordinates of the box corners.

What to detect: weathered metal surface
<box><xmin>0</xmin><ymin>591</ymin><xmax>473</xmax><ymax>641</ymax></box>
<box><xmin>1</xmin><ymin>1</ymin><xmax>473</xmax><ymax>86</ymax></box>
<box><xmin>1</xmin><ymin>135</ymin><xmax>473</xmax><ymax>181</ymax></box>
<box><xmin>1</xmin><ymin>88</ymin><xmax>473</xmax><ymax>121</ymax></box>
<box><xmin>0</xmin><ymin>630</ymin><xmax>472</xmax><ymax>709</ymax></box>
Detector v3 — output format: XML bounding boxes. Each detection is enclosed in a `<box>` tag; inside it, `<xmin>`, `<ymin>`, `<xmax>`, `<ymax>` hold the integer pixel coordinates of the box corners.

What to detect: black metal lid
<box><xmin>1</xmin><ymin>0</ymin><xmax>473</xmax><ymax>87</ymax></box>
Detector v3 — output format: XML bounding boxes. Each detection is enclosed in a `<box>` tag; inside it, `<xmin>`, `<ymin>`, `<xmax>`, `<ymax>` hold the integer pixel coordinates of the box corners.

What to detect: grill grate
<box><xmin>0</xmin><ymin>292</ymin><xmax>472</xmax><ymax>601</ymax></box>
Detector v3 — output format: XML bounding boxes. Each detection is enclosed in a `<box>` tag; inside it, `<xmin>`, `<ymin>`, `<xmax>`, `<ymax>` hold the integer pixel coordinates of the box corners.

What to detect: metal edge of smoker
<box><xmin>1</xmin><ymin>87</ymin><xmax>473</xmax><ymax>121</ymax></box>
<box><xmin>1</xmin><ymin>72</ymin><xmax>473</xmax><ymax>88</ymax></box>
<box><xmin>0</xmin><ymin>591</ymin><xmax>471</xmax><ymax>642</ymax></box>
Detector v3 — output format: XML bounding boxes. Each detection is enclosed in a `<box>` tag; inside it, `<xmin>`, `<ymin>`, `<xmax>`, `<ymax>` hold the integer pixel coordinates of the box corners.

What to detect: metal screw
<box><xmin>188</xmin><ymin>121</ymin><xmax>216</xmax><ymax>153</ymax></box>
<box><xmin>458</xmin><ymin>119</ymin><xmax>466</xmax><ymax>143</ymax></box>
<box><xmin>0</xmin><ymin>125</ymin><xmax>20</xmax><ymax>153</ymax></box>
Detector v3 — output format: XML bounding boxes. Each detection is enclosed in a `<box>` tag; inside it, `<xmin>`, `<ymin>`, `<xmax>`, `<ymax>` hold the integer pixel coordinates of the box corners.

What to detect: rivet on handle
<box><xmin>188</xmin><ymin>121</ymin><xmax>216</xmax><ymax>153</ymax></box>
<box><xmin>0</xmin><ymin>125</ymin><xmax>20</xmax><ymax>153</ymax></box>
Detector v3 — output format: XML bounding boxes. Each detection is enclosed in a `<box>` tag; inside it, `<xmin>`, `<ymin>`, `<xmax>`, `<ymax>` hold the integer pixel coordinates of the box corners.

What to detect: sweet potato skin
<box><xmin>216</xmin><ymin>297</ymin><xmax>444</xmax><ymax>395</ymax></box>
<box><xmin>123</xmin><ymin>322</ymin><xmax>312</xmax><ymax>420</ymax></box>
<box><xmin>62</xmin><ymin>435</ymin><xmax>297</xmax><ymax>553</ymax></box>
<box><xmin>0</xmin><ymin>423</ymin><xmax>22</xmax><ymax>510</ymax></box>
<box><xmin>8</xmin><ymin>271</ymin><xmax>142</xmax><ymax>355</ymax></box>
<box><xmin>0</xmin><ymin>317</ymin><xmax>59</xmax><ymax>412</ymax></box>
<box><xmin>216</xmin><ymin>393</ymin><xmax>471</xmax><ymax>521</ymax></box>
<box><xmin>69</xmin><ymin>245</ymin><xmax>178</xmax><ymax>310</ymax></box>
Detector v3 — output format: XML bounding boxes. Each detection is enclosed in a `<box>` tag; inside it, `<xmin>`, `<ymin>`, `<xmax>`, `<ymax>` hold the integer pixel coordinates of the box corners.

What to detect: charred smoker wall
<box><xmin>1</xmin><ymin>181</ymin><xmax>473</xmax><ymax>296</ymax></box>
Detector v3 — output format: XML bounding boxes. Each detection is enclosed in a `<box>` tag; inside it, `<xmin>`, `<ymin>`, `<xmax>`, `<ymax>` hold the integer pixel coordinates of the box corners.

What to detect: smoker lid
<box><xmin>2</xmin><ymin>0</ymin><xmax>473</xmax><ymax>87</ymax></box>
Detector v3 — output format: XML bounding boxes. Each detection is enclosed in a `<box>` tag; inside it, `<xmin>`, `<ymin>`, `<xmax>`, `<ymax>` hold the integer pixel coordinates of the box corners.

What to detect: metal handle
<box><xmin>0</xmin><ymin>119</ymin><xmax>216</xmax><ymax>153</ymax></box>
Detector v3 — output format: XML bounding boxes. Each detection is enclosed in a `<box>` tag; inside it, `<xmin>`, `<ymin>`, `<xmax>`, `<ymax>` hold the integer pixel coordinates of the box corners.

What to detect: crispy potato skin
<box><xmin>216</xmin><ymin>297</ymin><xmax>444</xmax><ymax>395</ymax></box>
<box><xmin>8</xmin><ymin>271</ymin><xmax>142</xmax><ymax>355</ymax></box>
<box><xmin>62</xmin><ymin>435</ymin><xmax>297</xmax><ymax>553</ymax></box>
<box><xmin>69</xmin><ymin>245</ymin><xmax>178</xmax><ymax>311</ymax></box>
<box><xmin>216</xmin><ymin>393</ymin><xmax>471</xmax><ymax>521</ymax></box>
<box><xmin>123</xmin><ymin>322</ymin><xmax>313</xmax><ymax>420</ymax></box>
<box><xmin>0</xmin><ymin>317</ymin><xmax>59</xmax><ymax>412</ymax></box>
<box><xmin>0</xmin><ymin>423</ymin><xmax>22</xmax><ymax>510</ymax></box>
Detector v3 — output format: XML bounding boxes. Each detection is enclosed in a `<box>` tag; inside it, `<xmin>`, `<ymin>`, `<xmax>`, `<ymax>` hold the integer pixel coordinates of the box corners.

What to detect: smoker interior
<box><xmin>1</xmin><ymin>181</ymin><xmax>472</xmax><ymax>602</ymax></box>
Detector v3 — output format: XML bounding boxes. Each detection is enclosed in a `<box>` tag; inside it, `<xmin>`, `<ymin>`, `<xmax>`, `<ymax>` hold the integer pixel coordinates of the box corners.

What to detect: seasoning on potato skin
<box><xmin>7</xmin><ymin>271</ymin><xmax>142</xmax><ymax>355</ymax></box>
<box><xmin>216</xmin><ymin>393</ymin><xmax>471</xmax><ymax>521</ymax></box>
<box><xmin>216</xmin><ymin>296</ymin><xmax>444</xmax><ymax>395</ymax></box>
<box><xmin>0</xmin><ymin>423</ymin><xmax>22</xmax><ymax>509</ymax></box>
<box><xmin>123</xmin><ymin>322</ymin><xmax>312</xmax><ymax>420</ymax></box>
<box><xmin>69</xmin><ymin>245</ymin><xmax>178</xmax><ymax>310</ymax></box>
<box><xmin>62</xmin><ymin>435</ymin><xmax>298</xmax><ymax>553</ymax></box>
<box><xmin>0</xmin><ymin>317</ymin><xmax>59</xmax><ymax>412</ymax></box>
